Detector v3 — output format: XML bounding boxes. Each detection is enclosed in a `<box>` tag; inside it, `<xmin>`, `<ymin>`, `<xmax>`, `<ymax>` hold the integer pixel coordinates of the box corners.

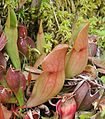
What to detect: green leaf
<box><xmin>100</xmin><ymin>51</ymin><xmax>105</xmax><ymax>60</ymax></box>
<box><xmin>79</xmin><ymin>113</ymin><xmax>92</xmax><ymax>119</ymax></box>
<box><xmin>37</xmin><ymin>19</ymin><xmax>46</xmax><ymax>54</ymax></box>
<box><xmin>15</xmin><ymin>88</ymin><xmax>24</xmax><ymax>106</ymax></box>
<box><xmin>101</xmin><ymin>108</ymin><xmax>105</xmax><ymax>117</ymax></box>
<box><xmin>4</xmin><ymin>7</ymin><xmax>21</xmax><ymax>70</ymax></box>
<box><xmin>42</xmin><ymin>0</ymin><xmax>47</xmax><ymax>2</ymax></box>
<box><xmin>9</xmin><ymin>7</ymin><xmax>17</xmax><ymax>28</ymax></box>
<box><xmin>100</xmin><ymin>76</ymin><xmax>105</xmax><ymax>84</ymax></box>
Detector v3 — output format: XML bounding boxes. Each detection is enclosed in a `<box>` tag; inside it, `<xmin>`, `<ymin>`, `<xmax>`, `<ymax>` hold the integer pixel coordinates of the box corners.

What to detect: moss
<box><xmin>1</xmin><ymin>0</ymin><xmax>105</xmax><ymax>51</ymax></box>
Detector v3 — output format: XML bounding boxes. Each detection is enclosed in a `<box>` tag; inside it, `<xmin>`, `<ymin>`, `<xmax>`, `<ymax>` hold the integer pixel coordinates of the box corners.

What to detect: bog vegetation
<box><xmin>0</xmin><ymin>0</ymin><xmax>105</xmax><ymax>119</ymax></box>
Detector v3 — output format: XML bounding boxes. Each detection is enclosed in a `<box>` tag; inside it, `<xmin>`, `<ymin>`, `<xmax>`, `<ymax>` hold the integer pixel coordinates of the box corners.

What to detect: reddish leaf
<box><xmin>74</xmin><ymin>81</ymin><xmax>89</xmax><ymax>109</ymax></box>
<box><xmin>0</xmin><ymin>97</ymin><xmax>12</xmax><ymax>119</ymax></box>
<box><xmin>2</xmin><ymin>105</ymin><xmax>12</xmax><ymax>119</ymax></box>
<box><xmin>73</xmin><ymin>23</ymin><xmax>89</xmax><ymax>50</ymax></box>
<box><xmin>18</xmin><ymin>25</ymin><xmax>27</xmax><ymax>39</ymax></box>
<box><xmin>23</xmin><ymin>44</ymin><xmax>68</xmax><ymax>108</ymax></box>
<box><xmin>0</xmin><ymin>88</ymin><xmax>11</xmax><ymax>103</ymax></box>
<box><xmin>6</xmin><ymin>66</ymin><xmax>26</xmax><ymax>92</ymax></box>
<box><xmin>0</xmin><ymin>52</ymin><xmax>6</xmax><ymax>83</ymax></box>
<box><xmin>79</xmin><ymin>90</ymin><xmax>99</xmax><ymax>110</ymax></box>
<box><xmin>92</xmin><ymin>57</ymin><xmax>105</xmax><ymax>69</ymax></box>
<box><xmin>0</xmin><ymin>32</ymin><xmax>7</xmax><ymax>51</ymax></box>
<box><xmin>74</xmin><ymin>81</ymin><xmax>99</xmax><ymax>110</ymax></box>
<box><xmin>17</xmin><ymin>36</ymin><xmax>35</xmax><ymax>58</ymax></box>
<box><xmin>18</xmin><ymin>24</ymin><xmax>35</xmax><ymax>58</ymax></box>
<box><xmin>65</xmin><ymin>22</ymin><xmax>90</xmax><ymax>78</ymax></box>
<box><xmin>0</xmin><ymin>66</ymin><xmax>3</xmax><ymax>76</ymax></box>
<box><xmin>66</xmin><ymin>48</ymin><xmax>88</xmax><ymax>78</ymax></box>
<box><xmin>6</xmin><ymin>66</ymin><xmax>26</xmax><ymax>106</ymax></box>
<box><xmin>0</xmin><ymin>52</ymin><xmax>7</xmax><ymax>69</ymax></box>
<box><xmin>56</xmin><ymin>94</ymin><xmax>77</xmax><ymax>119</ymax></box>
<box><xmin>0</xmin><ymin>98</ymin><xmax>5</xmax><ymax>119</ymax></box>
<box><xmin>0</xmin><ymin>85</ymin><xmax>4</xmax><ymax>90</ymax></box>
<box><xmin>88</xmin><ymin>43</ymin><xmax>97</xmax><ymax>57</ymax></box>
<box><xmin>0</xmin><ymin>88</ymin><xmax>16</xmax><ymax>103</ymax></box>
<box><xmin>42</xmin><ymin>44</ymin><xmax>68</xmax><ymax>72</ymax></box>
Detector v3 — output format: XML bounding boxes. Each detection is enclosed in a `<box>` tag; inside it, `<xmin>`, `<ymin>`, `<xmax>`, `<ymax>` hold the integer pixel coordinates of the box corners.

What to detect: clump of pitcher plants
<box><xmin>0</xmin><ymin>7</ymin><xmax>102</xmax><ymax>119</ymax></box>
